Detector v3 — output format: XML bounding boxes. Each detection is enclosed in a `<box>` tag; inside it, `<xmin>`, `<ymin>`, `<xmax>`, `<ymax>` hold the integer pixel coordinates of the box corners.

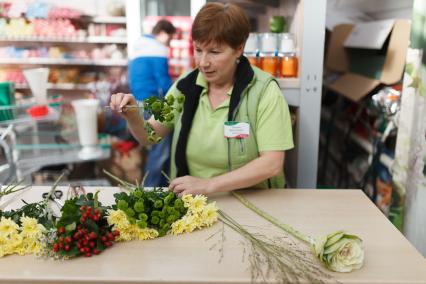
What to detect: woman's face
<box><xmin>194</xmin><ymin>41</ymin><xmax>243</xmax><ymax>87</ymax></box>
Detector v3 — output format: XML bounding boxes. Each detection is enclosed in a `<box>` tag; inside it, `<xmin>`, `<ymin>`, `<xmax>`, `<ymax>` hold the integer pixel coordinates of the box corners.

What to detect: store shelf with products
<box><xmin>0</xmin><ymin>1</ymin><xmax>129</xmax><ymax>99</ymax></box>
<box><xmin>0</xmin><ymin>58</ymin><xmax>127</xmax><ymax>66</ymax></box>
<box><xmin>258</xmin><ymin>0</ymin><xmax>325</xmax><ymax>188</ymax></box>
<box><xmin>0</xmin><ymin>36</ymin><xmax>127</xmax><ymax>44</ymax></box>
<box><xmin>15</xmin><ymin>83</ymin><xmax>92</xmax><ymax>91</ymax></box>
<box><xmin>91</xmin><ymin>16</ymin><xmax>127</xmax><ymax>24</ymax></box>
<box><xmin>325</xmin><ymin>116</ymin><xmax>394</xmax><ymax>170</ymax></box>
<box><xmin>318</xmin><ymin>117</ymin><xmax>396</xmax><ymax>214</ymax></box>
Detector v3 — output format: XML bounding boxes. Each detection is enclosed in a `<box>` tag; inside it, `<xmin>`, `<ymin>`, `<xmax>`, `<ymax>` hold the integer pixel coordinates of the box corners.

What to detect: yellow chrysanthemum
<box><xmin>108</xmin><ymin>209</ymin><xmax>159</xmax><ymax>242</ymax></box>
<box><xmin>20</xmin><ymin>216</ymin><xmax>45</xmax><ymax>238</ymax></box>
<box><xmin>5</xmin><ymin>232</ymin><xmax>23</xmax><ymax>255</ymax></box>
<box><xmin>30</xmin><ymin>242</ymin><xmax>43</xmax><ymax>254</ymax></box>
<box><xmin>170</xmin><ymin>196</ymin><xmax>219</xmax><ymax>235</ymax></box>
<box><xmin>116</xmin><ymin>227</ymin><xmax>135</xmax><ymax>242</ymax></box>
<box><xmin>188</xmin><ymin>195</ymin><xmax>207</xmax><ymax>213</ymax></box>
<box><xmin>171</xmin><ymin>219</ymin><xmax>185</xmax><ymax>235</ymax></box>
<box><xmin>0</xmin><ymin>217</ymin><xmax>19</xmax><ymax>237</ymax></box>
<box><xmin>201</xmin><ymin>202</ymin><xmax>218</xmax><ymax>226</ymax></box>
<box><xmin>183</xmin><ymin>215</ymin><xmax>196</xmax><ymax>231</ymax></box>
<box><xmin>107</xmin><ymin>209</ymin><xmax>129</xmax><ymax>227</ymax></box>
<box><xmin>137</xmin><ymin>228</ymin><xmax>159</xmax><ymax>240</ymax></box>
<box><xmin>0</xmin><ymin>217</ymin><xmax>46</xmax><ymax>258</ymax></box>
<box><xmin>19</xmin><ymin>235</ymin><xmax>43</xmax><ymax>255</ymax></box>
<box><xmin>181</xmin><ymin>194</ymin><xmax>193</xmax><ymax>206</ymax></box>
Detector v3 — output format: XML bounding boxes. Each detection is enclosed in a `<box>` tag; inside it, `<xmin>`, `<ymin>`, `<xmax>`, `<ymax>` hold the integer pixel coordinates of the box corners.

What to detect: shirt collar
<box><xmin>195</xmin><ymin>71</ymin><xmax>233</xmax><ymax>97</ymax></box>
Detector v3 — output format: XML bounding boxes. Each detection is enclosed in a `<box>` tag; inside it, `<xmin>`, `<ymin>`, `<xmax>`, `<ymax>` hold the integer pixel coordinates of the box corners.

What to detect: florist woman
<box><xmin>110</xmin><ymin>3</ymin><xmax>294</xmax><ymax>196</ymax></box>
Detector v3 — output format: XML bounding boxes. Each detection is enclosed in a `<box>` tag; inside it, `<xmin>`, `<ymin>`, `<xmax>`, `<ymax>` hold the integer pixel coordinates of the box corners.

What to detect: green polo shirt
<box><xmin>161</xmin><ymin>72</ymin><xmax>294</xmax><ymax>180</ymax></box>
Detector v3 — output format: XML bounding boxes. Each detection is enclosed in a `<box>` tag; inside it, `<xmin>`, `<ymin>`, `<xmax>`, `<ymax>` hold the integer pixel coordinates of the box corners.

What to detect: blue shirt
<box><xmin>128</xmin><ymin>35</ymin><xmax>172</xmax><ymax>101</ymax></box>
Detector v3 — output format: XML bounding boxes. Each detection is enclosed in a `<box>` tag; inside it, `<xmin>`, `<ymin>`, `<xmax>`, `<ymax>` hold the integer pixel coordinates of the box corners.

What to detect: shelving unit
<box><xmin>0</xmin><ymin>36</ymin><xmax>127</xmax><ymax>44</ymax></box>
<box><xmin>15</xmin><ymin>83</ymin><xmax>92</xmax><ymax>91</ymax></box>
<box><xmin>0</xmin><ymin>3</ymin><xmax>128</xmax><ymax>96</ymax></box>
<box><xmin>272</xmin><ymin>0</ymin><xmax>326</xmax><ymax>188</ymax></box>
<box><xmin>321</xmin><ymin>108</ymin><xmax>394</xmax><ymax>171</ymax></box>
<box><xmin>0</xmin><ymin>58</ymin><xmax>127</xmax><ymax>66</ymax></box>
<box><xmin>91</xmin><ymin>16</ymin><xmax>127</xmax><ymax>24</ymax></box>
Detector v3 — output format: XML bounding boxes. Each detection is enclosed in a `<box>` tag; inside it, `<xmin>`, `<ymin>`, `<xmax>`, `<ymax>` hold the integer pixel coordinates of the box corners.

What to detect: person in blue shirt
<box><xmin>128</xmin><ymin>19</ymin><xmax>176</xmax><ymax>187</ymax></box>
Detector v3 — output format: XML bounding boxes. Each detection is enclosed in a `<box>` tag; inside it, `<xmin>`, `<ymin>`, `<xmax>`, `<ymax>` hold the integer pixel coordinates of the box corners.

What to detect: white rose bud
<box><xmin>312</xmin><ymin>231</ymin><xmax>364</xmax><ymax>273</ymax></box>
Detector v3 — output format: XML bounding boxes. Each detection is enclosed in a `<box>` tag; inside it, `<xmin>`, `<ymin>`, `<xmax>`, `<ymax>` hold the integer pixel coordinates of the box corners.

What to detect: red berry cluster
<box><xmin>80</xmin><ymin>206</ymin><xmax>101</xmax><ymax>223</ymax></box>
<box><xmin>53</xmin><ymin>205</ymin><xmax>120</xmax><ymax>257</ymax></box>
<box><xmin>53</xmin><ymin>227</ymin><xmax>71</xmax><ymax>253</ymax></box>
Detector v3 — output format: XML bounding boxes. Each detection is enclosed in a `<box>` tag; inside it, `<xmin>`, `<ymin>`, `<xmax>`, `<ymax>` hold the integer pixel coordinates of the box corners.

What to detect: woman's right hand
<box><xmin>109</xmin><ymin>93</ymin><xmax>140</xmax><ymax>121</ymax></box>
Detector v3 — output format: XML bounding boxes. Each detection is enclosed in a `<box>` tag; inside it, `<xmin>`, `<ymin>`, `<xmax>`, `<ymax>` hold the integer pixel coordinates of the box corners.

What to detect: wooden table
<box><xmin>0</xmin><ymin>187</ymin><xmax>426</xmax><ymax>284</ymax></box>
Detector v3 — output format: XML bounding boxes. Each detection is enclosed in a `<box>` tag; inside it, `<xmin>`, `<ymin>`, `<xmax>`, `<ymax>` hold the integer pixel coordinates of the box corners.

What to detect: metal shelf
<box><xmin>277</xmin><ymin>78</ymin><xmax>300</xmax><ymax>89</ymax></box>
<box><xmin>15</xmin><ymin>83</ymin><xmax>92</xmax><ymax>91</ymax></box>
<box><xmin>278</xmin><ymin>78</ymin><xmax>300</xmax><ymax>107</ymax></box>
<box><xmin>0</xmin><ymin>58</ymin><xmax>127</xmax><ymax>66</ymax></box>
<box><xmin>86</xmin><ymin>36</ymin><xmax>127</xmax><ymax>44</ymax></box>
<box><xmin>0</xmin><ymin>36</ymin><xmax>127</xmax><ymax>44</ymax></box>
<box><xmin>321</xmin><ymin>108</ymin><xmax>394</xmax><ymax>170</ymax></box>
<box><xmin>0</xmin><ymin>106</ymin><xmax>61</xmax><ymax>126</ymax></box>
<box><xmin>91</xmin><ymin>16</ymin><xmax>127</xmax><ymax>24</ymax></box>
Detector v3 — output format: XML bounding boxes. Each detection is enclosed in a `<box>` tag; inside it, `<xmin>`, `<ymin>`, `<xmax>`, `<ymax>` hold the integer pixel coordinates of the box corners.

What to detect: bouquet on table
<box><xmin>0</xmin><ymin>174</ymin><xmax>218</xmax><ymax>259</ymax></box>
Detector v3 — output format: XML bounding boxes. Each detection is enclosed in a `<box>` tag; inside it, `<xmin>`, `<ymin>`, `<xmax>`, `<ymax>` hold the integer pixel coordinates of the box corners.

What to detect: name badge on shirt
<box><xmin>224</xmin><ymin>121</ymin><xmax>250</xmax><ymax>138</ymax></box>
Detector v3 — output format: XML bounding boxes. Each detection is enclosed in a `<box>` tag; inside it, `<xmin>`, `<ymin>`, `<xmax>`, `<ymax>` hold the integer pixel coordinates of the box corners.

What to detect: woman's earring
<box><xmin>236</xmin><ymin>58</ymin><xmax>240</xmax><ymax>64</ymax></box>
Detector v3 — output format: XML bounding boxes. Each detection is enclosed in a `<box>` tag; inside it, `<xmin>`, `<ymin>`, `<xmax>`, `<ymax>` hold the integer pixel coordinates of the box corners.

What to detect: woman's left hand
<box><xmin>169</xmin><ymin>175</ymin><xmax>214</xmax><ymax>197</ymax></box>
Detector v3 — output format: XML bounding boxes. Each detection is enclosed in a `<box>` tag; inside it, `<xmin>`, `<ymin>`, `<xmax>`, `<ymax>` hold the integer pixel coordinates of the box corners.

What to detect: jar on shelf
<box><xmin>244</xmin><ymin>33</ymin><xmax>259</xmax><ymax>67</ymax></box>
<box><xmin>278</xmin><ymin>33</ymin><xmax>298</xmax><ymax>78</ymax></box>
<box><xmin>259</xmin><ymin>33</ymin><xmax>278</xmax><ymax>77</ymax></box>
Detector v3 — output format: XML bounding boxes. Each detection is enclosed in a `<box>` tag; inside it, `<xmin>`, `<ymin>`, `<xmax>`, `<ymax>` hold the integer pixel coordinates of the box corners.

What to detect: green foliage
<box><xmin>0</xmin><ymin>177</ymin><xmax>62</xmax><ymax>230</ymax></box>
<box><xmin>142</xmin><ymin>94</ymin><xmax>185</xmax><ymax>141</ymax></box>
<box><xmin>112</xmin><ymin>187</ymin><xmax>187</xmax><ymax>237</ymax></box>
<box><xmin>0</xmin><ymin>201</ymin><xmax>56</xmax><ymax>229</ymax></box>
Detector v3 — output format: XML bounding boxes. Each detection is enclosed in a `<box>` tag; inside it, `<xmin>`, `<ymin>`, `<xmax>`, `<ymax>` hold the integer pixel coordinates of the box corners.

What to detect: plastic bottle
<box><xmin>259</xmin><ymin>33</ymin><xmax>278</xmax><ymax>77</ymax></box>
<box><xmin>278</xmin><ymin>33</ymin><xmax>298</xmax><ymax>78</ymax></box>
<box><xmin>244</xmin><ymin>33</ymin><xmax>259</xmax><ymax>67</ymax></box>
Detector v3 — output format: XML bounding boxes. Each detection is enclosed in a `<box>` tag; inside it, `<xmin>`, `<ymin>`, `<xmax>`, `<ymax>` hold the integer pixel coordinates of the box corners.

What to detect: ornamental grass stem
<box><xmin>43</xmin><ymin>171</ymin><xmax>66</xmax><ymax>205</ymax></box>
<box><xmin>217</xmin><ymin>209</ymin><xmax>334</xmax><ymax>283</ymax></box>
<box><xmin>103</xmin><ymin>169</ymin><xmax>135</xmax><ymax>190</ymax></box>
<box><xmin>0</xmin><ymin>180</ymin><xmax>30</xmax><ymax>200</ymax></box>
<box><xmin>232</xmin><ymin>191</ymin><xmax>313</xmax><ymax>244</ymax></box>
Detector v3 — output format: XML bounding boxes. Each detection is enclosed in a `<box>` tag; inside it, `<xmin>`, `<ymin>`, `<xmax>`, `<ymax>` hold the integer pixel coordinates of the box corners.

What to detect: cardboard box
<box><xmin>325</xmin><ymin>19</ymin><xmax>410</xmax><ymax>101</ymax></box>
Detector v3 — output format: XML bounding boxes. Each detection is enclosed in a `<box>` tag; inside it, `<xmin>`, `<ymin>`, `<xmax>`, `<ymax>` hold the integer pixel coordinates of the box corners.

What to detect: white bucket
<box><xmin>71</xmin><ymin>99</ymin><xmax>101</xmax><ymax>160</ymax></box>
